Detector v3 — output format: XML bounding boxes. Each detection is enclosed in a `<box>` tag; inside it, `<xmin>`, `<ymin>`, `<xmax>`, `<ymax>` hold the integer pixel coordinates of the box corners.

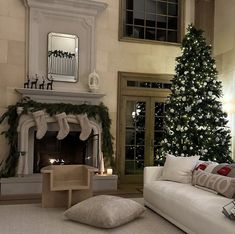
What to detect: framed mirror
<box><xmin>47</xmin><ymin>32</ymin><xmax>79</xmax><ymax>83</ymax></box>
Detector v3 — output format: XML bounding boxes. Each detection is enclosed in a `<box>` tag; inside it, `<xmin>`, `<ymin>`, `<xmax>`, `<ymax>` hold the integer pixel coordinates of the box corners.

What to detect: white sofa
<box><xmin>144</xmin><ymin>166</ymin><xmax>235</xmax><ymax>234</ymax></box>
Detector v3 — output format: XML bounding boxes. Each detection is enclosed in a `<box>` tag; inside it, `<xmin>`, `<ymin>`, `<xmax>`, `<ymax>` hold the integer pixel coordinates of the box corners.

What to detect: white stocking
<box><xmin>77</xmin><ymin>113</ymin><xmax>92</xmax><ymax>141</ymax></box>
<box><xmin>56</xmin><ymin>112</ymin><xmax>70</xmax><ymax>140</ymax></box>
<box><xmin>32</xmin><ymin>110</ymin><xmax>47</xmax><ymax>139</ymax></box>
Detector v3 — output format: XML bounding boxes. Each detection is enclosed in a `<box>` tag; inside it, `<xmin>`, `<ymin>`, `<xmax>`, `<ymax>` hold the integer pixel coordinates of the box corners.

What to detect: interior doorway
<box><xmin>117</xmin><ymin>72</ymin><xmax>172</xmax><ymax>184</ymax></box>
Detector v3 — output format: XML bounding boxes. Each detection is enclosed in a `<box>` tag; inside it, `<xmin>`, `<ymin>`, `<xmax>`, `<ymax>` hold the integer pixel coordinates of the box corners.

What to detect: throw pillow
<box><xmin>192</xmin><ymin>169</ymin><xmax>235</xmax><ymax>198</ymax></box>
<box><xmin>194</xmin><ymin>161</ymin><xmax>218</xmax><ymax>173</ymax></box>
<box><xmin>212</xmin><ymin>163</ymin><xmax>235</xmax><ymax>177</ymax></box>
<box><xmin>161</xmin><ymin>154</ymin><xmax>200</xmax><ymax>183</ymax></box>
<box><xmin>64</xmin><ymin>195</ymin><xmax>146</xmax><ymax>228</ymax></box>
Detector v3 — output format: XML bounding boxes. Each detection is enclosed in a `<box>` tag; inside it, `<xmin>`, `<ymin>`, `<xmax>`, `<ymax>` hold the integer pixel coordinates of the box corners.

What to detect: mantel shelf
<box><xmin>16</xmin><ymin>88</ymin><xmax>105</xmax><ymax>105</ymax></box>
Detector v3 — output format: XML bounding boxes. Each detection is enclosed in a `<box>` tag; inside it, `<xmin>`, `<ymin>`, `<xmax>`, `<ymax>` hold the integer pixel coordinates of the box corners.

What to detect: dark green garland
<box><xmin>0</xmin><ymin>97</ymin><xmax>114</xmax><ymax>177</ymax></box>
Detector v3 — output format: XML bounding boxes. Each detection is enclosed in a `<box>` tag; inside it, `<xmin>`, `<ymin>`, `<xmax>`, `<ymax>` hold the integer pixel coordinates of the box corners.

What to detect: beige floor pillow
<box><xmin>64</xmin><ymin>195</ymin><xmax>146</xmax><ymax>228</ymax></box>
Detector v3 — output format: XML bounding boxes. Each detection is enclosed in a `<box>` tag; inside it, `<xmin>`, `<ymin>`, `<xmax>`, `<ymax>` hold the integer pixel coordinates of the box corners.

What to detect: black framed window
<box><xmin>121</xmin><ymin>0</ymin><xmax>183</xmax><ymax>43</ymax></box>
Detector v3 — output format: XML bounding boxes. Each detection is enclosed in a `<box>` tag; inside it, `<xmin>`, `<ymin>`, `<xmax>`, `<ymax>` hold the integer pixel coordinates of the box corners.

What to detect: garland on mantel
<box><xmin>0</xmin><ymin>97</ymin><xmax>114</xmax><ymax>177</ymax></box>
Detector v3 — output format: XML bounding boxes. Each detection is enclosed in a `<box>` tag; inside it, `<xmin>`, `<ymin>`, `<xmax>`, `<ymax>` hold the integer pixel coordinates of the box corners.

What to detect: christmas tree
<box><xmin>158</xmin><ymin>24</ymin><xmax>233</xmax><ymax>164</ymax></box>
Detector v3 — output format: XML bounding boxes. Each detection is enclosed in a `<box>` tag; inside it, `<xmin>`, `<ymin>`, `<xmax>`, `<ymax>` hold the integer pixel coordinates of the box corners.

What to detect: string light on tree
<box><xmin>157</xmin><ymin>24</ymin><xmax>233</xmax><ymax>165</ymax></box>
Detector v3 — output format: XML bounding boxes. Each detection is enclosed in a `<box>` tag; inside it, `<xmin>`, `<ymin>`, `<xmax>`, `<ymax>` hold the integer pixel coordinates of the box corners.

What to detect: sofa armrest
<box><xmin>144</xmin><ymin>166</ymin><xmax>163</xmax><ymax>185</ymax></box>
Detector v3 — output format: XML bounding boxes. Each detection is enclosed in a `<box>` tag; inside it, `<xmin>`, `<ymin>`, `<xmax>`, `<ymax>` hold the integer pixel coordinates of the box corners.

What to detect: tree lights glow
<box><xmin>157</xmin><ymin>25</ymin><xmax>233</xmax><ymax>165</ymax></box>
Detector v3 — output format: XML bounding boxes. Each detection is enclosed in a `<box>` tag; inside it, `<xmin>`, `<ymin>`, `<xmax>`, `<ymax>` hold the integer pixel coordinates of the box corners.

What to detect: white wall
<box><xmin>214</xmin><ymin>0</ymin><xmax>235</xmax><ymax>159</ymax></box>
<box><xmin>0</xmin><ymin>0</ymin><xmax>26</xmax><ymax>164</ymax></box>
<box><xmin>0</xmin><ymin>0</ymin><xmax>195</xmax><ymax>165</ymax></box>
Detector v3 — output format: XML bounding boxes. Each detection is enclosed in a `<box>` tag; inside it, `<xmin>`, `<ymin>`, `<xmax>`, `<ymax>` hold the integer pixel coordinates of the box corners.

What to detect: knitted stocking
<box><xmin>77</xmin><ymin>114</ymin><xmax>92</xmax><ymax>141</ymax></box>
<box><xmin>56</xmin><ymin>112</ymin><xmax>70</xmax><ymax>140</ymax></box>
<box><xmin>32</xmin><ymin>110</ymin><xmax>47</xmax><ymax>139</ymax></box>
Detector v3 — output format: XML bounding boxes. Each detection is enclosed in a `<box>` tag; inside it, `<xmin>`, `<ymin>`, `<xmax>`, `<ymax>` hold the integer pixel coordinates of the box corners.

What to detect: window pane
<box><xmin>152</xmin><ymin>82</ymin><xmax>163</xmax><ymax>88</ymax></box>
<box><xmin>146</xmin><ymin>28</ymin><xmax>155</xmax><ymax>40</ymax></box>
<box><xmin>146</xmin><ymin>14</ymin><xmax>156</xmax><ymax>27</ymax></box>
<box><xmin>168</xmin><ymin>17</ymin><xmax>177</xmax><ymax>30</ymax></box>
<box><xmin>127</xmin><ymin>80</ymin><xmax>138</xmax><ymax>87</ymax></box>
<box><xmin>168</xmin><ymin>3</ymin><xmax>178</xmax><ymax>16</ymax></box>
<box><xmin>157</xmin><ymin>29</ymin><xmax>166</xmax><ymax>41</ymax></box>
<box><xmin>157</xmin><ymin>15</ymin><xmax>167</xmax><ymax>28</ymax></box>
<box><xmin>126</xmin><ymin>10</ymin><xmax>133</xmax><ymax>24</ymax></box>
<box><xmin>136</xmin><ymin>146</ymin><xmax>144</xmax><ymax>160</ymax></box>
<box><xmin>133</xmin><ymin>26</ymin><xmax>144</xmax><ymax>38</ymax></box>
<box><xmin>146</xmin><ymin>0</ymin><xmax>156</xmax><ymax>14</ymax></box>
<box><xmin>125</xmin><ymin>146</ymin><xmax>135</xmax><ymax>160</ymax></box>
<box><xmin>134</xmin><ymin>11</ymin><xmax>144</xmax><ymax>26</ymax></box>
<box><xmin>126</xmin><ymin>130</ymin><xmax>135</xmax><ymax>145</ymax></box>
<box><xmin>157</xmin><ymin>1</ymin><xmax>167</xmax><ymax>15</ymax></box>
<box><xmin>126</xmin><ymin>0</ymin><xmax>134</xmax><ymax>10</ymax></box>
<box><xmin>121</xmin><ymin>0</ymin><xmax>180</xmax><ymax>43</ymax></box>
<box><xmin>155</xmin><ymin>102</ymin><xmax>164</xmax><ymax>116</ymax></box>
<box><xmin>135</xmin><ymin>160</ymin><xmax>144</xmax><ymax>173</ymax></box>
<box><xmin>163</xmin><ymin>83</ymin><xmax>171</xmax><ymax>89</ymax></box>
<box><xmin>136</xmin><ymin>131</ymin><xmax>145</xmax><ymax>145</ymax></box>
<box><xmin>125</xmin><ymin>161</ymin><xmax>135</xmax><ymax>174</ymax></box>
<box><xmin>155</xmin><ymin>117</ymin><xmax>164</xmax><ymax>130</ymax></box>
<box><xmin>154</xmin><ymin>146</ymin><xmax>161</xmax><ymax>165</ymax></box>
<box><xmin>139</xmin><ymin>81</ymin><xmax>151</xmax><ymax>87</ymax></box>
<box><xmin>133</xmin><ymin>0</ymin><xmax>144</xmax><ymax>12</ymax></box>
<box><xmin>154</xmin><ymin>131</ymin><xmax>164</xmax><ymax>145</ymax></box>
<box><xmin>168</xmin><ymin>30</ymin><xmax>177</xmax><ymax>42</ymax></box>
<box><xmin>124</xmin><ymin>25</ymin><xmax>133</xmax><ymax>37</ymax></box>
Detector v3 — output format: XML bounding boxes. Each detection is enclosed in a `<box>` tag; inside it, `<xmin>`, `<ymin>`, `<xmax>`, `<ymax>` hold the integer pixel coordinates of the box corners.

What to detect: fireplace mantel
<box><xmin>16</xmin><ymin>88</ymin><xmax>105</xmax><ymax>104</ymax></box>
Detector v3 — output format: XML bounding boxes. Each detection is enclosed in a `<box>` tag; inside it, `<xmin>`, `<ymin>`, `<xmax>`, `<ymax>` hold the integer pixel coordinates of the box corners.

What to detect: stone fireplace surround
<box><xmin>17</xmin><ymin>110</ymin><xmax>102</xmax><ymax>176</ymax></box>
<box><xmin>0</xmin><ymin>89</ymin><xmax>118</xmax><ymax>196</ymax></box>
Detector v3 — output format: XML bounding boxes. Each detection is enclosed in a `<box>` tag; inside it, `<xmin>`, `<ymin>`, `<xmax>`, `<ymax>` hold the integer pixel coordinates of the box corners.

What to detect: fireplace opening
<box><xmin>33</xmin><ymin>131</ymin><xmax>99</xmax><ymax>173</ymax></box>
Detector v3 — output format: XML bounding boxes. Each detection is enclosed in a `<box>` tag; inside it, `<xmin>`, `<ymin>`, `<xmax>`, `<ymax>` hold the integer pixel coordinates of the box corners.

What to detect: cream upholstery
<box><xmin>144</xmin><ymin>166</ymin><xmax>235</xmax><ymax>234</ymax></box>
<box><xmin>41</xmin><ymin>165</ymin><xmax>97</xmax><ymax>208</ymax></box>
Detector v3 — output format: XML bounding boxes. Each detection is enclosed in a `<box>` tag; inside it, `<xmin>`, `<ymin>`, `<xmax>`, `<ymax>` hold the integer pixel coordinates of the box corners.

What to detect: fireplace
<box><xmin>33</xmin><ymin>131</ymin><xmax>99</xmax><ymax>173</ymax></box>
<box><xmin>16</xmin><ymin>109</ymin><xmax>103</xmax><ymax>176</ymax></box>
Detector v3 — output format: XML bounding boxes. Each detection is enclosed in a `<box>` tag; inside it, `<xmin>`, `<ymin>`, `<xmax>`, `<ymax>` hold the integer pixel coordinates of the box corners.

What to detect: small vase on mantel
<box><xmin>88</xmin><ymin>70</ymin><xmax>100</xmax><ymax>93</ymax></box>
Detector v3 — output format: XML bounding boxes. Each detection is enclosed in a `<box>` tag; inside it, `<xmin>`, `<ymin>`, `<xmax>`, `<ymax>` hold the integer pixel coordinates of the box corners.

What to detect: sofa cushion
<box><xmin>192</xmin><ymin>169</ymin><xmax>235</xmax><ymax>198</ymax></box>
<box><xmin>144</xmin><ymin>180</ymin><xmax>235</xmax><ymax>234</ymax></box>
<box><xmin>64</xmin><ymin>195</ymin><xmax>146</xmax><ymax>228</ymax></box>
<box><xmin>161</xmin><ymin>154</ymin><xmax>200</xmax><ymax>183</ymax></box>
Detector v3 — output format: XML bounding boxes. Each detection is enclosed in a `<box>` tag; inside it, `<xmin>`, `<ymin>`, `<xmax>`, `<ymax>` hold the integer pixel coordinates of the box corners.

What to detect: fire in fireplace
<box><xmin>33</xmin><ymin>131</ymin><xmax>99</xmax><ymax>173</ymax></box>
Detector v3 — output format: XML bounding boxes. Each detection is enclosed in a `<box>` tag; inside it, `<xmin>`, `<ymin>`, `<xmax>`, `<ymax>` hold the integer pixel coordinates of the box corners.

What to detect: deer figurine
<box><xmin>31</xmin><ymin>74</ymin><xmax>38</xmax><ymax>89</ymax></box>
<box><xmin>39</xmin><ymin>76</ymin><xmax>45</xmax><ymax>89</ymax></box>
<box><xmin>46</xmin><ymin>75</ymin><xmax>54</xmax><ymax>90</ymax></box>
<box><xmin>24</xmin><ymin>75</ymin><xmax>30</xmax><ymax>88</ymax></box>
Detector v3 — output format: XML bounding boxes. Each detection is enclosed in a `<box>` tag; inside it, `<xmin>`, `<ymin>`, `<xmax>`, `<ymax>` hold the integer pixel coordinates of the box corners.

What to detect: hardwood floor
<box><xmin>0</xmin><ymin>184</ymin><xmax>143</xmax><ymax>205</ymax></box>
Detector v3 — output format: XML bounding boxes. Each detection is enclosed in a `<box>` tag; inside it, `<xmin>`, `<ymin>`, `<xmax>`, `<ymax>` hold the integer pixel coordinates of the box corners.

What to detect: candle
<box><xmin>107</xmin><ymin>168</ymin><xmax>113</xmax><ymax>175</ymax></box>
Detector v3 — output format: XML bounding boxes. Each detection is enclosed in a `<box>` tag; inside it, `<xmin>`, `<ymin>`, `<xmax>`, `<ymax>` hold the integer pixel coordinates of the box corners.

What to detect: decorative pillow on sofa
<box><xmin>64</xmin><ymin>195</ymin><xmax>146</xmax><ymax>228</ymax></box>
<box><xmin>161</xmin><ymin>154</ymin><xmax>200</xmax><ymax>184</ymax></box>
<box><xmin>192</xmin><ymin>169</ymin><xmax>235</xmax><ymax>198</ymax></box>
<box><xmin>195</xmin><ymin>161</ymin><xmax>218</xmax><ymax>173</ymax></box>
<box><xmin>211</xmin><ymin>163</ymin><xmax>235</xmax><ymax>177</ymax></box>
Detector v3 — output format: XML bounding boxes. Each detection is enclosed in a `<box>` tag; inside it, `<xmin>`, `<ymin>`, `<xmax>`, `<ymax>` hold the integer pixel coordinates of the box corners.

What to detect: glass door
<box><xmin>120</xmin><ymin>96</ymin><xmax>166</xmax><ymax>183</ymax></box>
<box><xmin>151</xmin><ymin>98</ymin><xmax>167</xmax><ymax>166</ymax></box>
<box><xmin>117</xmin><ymin>72</ymin><xmax>171</xmax><ymax>184</ymax></box>
<box><xmin>120</xmin><ymin>96</ymin><xmax>150</xmax><ymax>183</ymax></box>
